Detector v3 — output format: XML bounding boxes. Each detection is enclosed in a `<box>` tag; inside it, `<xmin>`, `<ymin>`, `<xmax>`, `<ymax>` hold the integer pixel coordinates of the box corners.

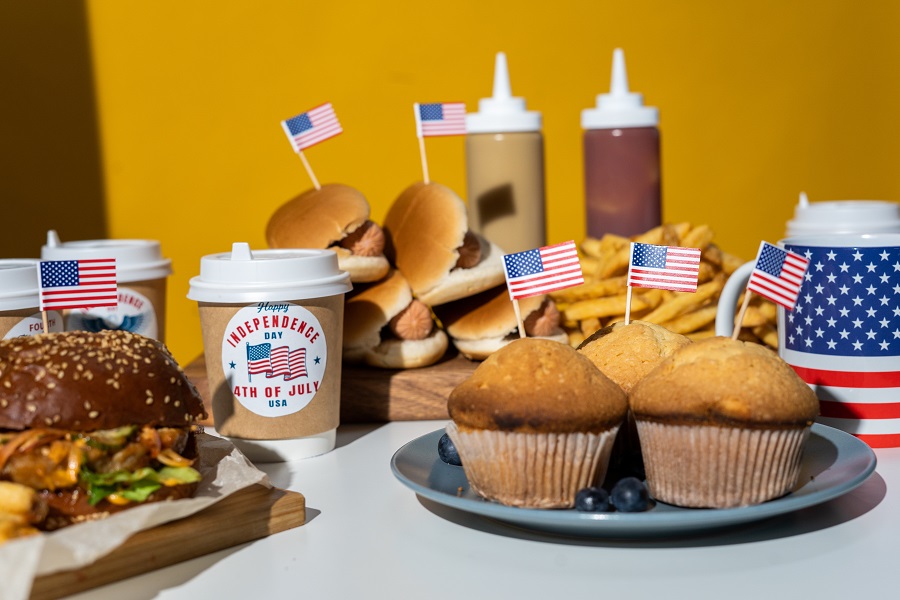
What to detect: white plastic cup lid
<box><xmin>187</xmin><ymin>243</ymin><xmax>352</xmax><ymax>303</ymax></box>
<box><xmin>41</xmin><ymin>230</ymin><xmax>172</xmax><ymax>282</ymax></box>
<box><xmin>787</xmin><ymin>197</ymin><xmax>900</xmax><ymax>236</ymax></box>
<box><xmin>0</xmin><ymin>259</ymin><xmax>40</xmax><ymax>311</ymax></box>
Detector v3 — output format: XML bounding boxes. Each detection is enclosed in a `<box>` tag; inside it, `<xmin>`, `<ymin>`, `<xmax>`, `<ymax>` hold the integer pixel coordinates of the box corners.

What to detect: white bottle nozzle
<box><xmin>492</xmin><ymin>52</ymin><xmax>512</xmax><ymax>100</ymax></box>
<box><xmin>466</xmin><ymin>52</ymin><xmax>541</xmax><ymax>133</ymax></box>
<box><xmin>582</xmin><ymin>48</ymin><xmax>658</xmax><ymax>129</ymax></box>
<box><xmin>610</xmin><ymin>48</ymin><xmax>629</xmax><ymax>96</ymax></box>
<box><xmin>798</xmin><ymin>191</ymin><xmax>809</xmax><ymax>207</ymax></box>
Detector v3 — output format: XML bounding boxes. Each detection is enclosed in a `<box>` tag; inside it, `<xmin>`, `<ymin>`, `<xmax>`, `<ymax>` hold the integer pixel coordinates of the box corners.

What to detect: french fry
<box><xmin>579</xmin><ymin>317</ymin><xmax>601</xmax><ymax>336</ymax></box>
<box><xmin>681</xmin><ymin>223</ymin><xmax>715</xmax><ymax>250</ymax></box>
<box><xmin>563</xmin><ymin>289</ymin><xmax>663</xmax><ymax>321</ymax></box>
<box><xmin>660</xmin><ymin>305</ymin><xmax>719</xmax><ymax>334</ymax></box>
<box><xmin>567</xmin><ymin>330</ymin><xmax>586</xmax><ymax>347</ymax></box>
<box><xmin>753</xmin><ymin>323</ymin><xmax>778</xmax><ymax>349</ymax></box>
<box><xmin>0</xmin><ymin>482</ymin><xmax>34</xmax><ymax>516</ymax></box>
<box><xmin>640</xmin><ymin>276</ymin><xmax>725</xmax><ymax>324</ymax></box>
<box><xmin>581</xmin><ymin>234</ymin><xmax>628</xmax><ymax>259</ymax></box>
<box><xmin>738</xmin><ymin>305</ymin><xmax>770</xmax><ymax>328</ymax></box>
<box><xmin>550</xmin><ymin>276</ymin><xmax>627</xmax><ymax>302</ymax></box>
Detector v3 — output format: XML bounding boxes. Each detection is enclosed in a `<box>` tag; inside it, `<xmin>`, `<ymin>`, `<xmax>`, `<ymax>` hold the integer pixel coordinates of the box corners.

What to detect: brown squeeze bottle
<box><xmin>465</xmin><ymin>52</ymin><xmax>545</xmax><ymax>254</ymax></box>
<box><xmin>582</xmin><ymin>48</ymin><xmax>661</xmax><ymax>239</ymax></box>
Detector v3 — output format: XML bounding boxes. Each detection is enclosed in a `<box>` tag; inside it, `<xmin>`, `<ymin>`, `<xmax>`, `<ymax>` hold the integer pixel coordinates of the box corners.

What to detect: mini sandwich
<box><xmin>382</xmin><ymin>182</ymin><xmax>506</xmax><ymax>306</ymax></box>
<box><xmin>266</xmin><ymin>183</ymin><xmax>390</xmax><ymax>283</ymax></box>
<box><xmin>343</xmin><ymin>269</ymin><xmax>448</xmax><ymax>369</ymax></box>
<box><xmin>434</xmin><ymin>285</ymin><xmax>568</xmax><ymax>360</ymax></box>
<box><xmin>0</xmin><ymin>330</ymin><xmax>208</xmax><ymax>531</ymax></box>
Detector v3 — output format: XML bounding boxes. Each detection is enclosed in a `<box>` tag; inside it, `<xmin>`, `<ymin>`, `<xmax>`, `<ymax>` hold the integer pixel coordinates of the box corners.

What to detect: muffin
<box><xmin>446</xmin><ymin>338</ymin><xmax>627</xmax><ymax>508</ymax></box>
<box><xmin>576</xmin><ymin>320</ymin><xmax>691</xmax><ymax>480</ymax></box>
<box><xmin>576</xmin><ymin>320</ymin><xmax>691</xmax><ymax>393</ymax></box>
<box><xmin>629</xmin><ymin>336</ymin><xmax>819</xmax><ymax>508</ymax></box>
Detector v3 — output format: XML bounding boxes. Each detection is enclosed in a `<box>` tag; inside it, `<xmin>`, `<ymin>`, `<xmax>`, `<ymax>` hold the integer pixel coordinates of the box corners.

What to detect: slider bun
<box><xmin>383</xmin><ymin>182</ymin><xmax>505</xmax><ymax>306</ymax></box>
<box><xmin>435</xmin><ymin>286</ymin><xmax>567</xmax><ymax>360</ymax></box>
<box><xmin>266</xmin><ymin>183</ymin><xmax>389</xmax><ymax>282</ymax></box>
<box><xmin>343</xmin><ymin>269</ymin><xmax>447</xmax><ymax>369</ymax></box>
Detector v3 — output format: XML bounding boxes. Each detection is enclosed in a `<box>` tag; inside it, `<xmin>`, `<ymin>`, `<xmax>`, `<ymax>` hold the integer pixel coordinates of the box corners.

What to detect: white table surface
<box><xmin>68</xmin><ymin>420</ymin><xmax>898</xmax><ymax>600</ymax></box>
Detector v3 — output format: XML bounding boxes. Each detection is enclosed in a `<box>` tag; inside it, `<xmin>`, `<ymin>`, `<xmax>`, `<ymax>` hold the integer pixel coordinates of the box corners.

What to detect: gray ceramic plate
<box><xmin>390</xmin><ymin>424</ymin><xmax>877</xmax><ymax>538</ymax></box>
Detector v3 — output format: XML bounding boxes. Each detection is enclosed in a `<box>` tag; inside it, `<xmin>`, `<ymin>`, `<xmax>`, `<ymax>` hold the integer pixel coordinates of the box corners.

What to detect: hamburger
<box><xmin>382</xmin><ymin>182</ymin><xmax>506</xmax><ymax>306</ymax></box>
<box><xmin>0</xmin><ymin>330</ymin><xmax>208</xmax><ymax>530</ymax></box>
<box><xmin>343</xmin><ymin>269</ymin><xmax>448</xmax><ymax>368</ymax></box>
<box><xmin>266</xmin><ymin>183</ymin><xmax>390</xmax><ymax>283</ymax></box>
<box><xmin>434</xmin><ymin>285</ymin><xmax>567</xmax><ymax>360</ymax></box>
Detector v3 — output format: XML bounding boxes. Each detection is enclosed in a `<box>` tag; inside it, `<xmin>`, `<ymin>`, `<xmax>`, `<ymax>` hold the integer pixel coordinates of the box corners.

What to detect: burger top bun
<box><xmin>266</xmin><ymin>183</ymin><xmax>390</xmax><ymax>283</ymax></box>
<box><xmin>435</xmin><ymin>286</ymin><xmax>567</xmax><ymax>360</ymax></box>
<box><xmin>383</xmin><ymin>182</ymin><xmax>505</xmax><ymax>306</ymax></box>
<box><xmin>343</xmin><ymin>269</ymin><xmax>447</xmax><ymax>369</ymax></box>
<box><xmin>0</xmin><ymin>330</ymin><xmax>207</xmax><ymax>431</ymax></box>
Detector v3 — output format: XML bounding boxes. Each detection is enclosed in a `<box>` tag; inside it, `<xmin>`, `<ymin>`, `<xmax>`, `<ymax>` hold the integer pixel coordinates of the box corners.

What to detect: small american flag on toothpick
<box><xmin>625</xmin><ymin>242</ymin><xmax>701</xmax><ymax>325</ymax></box>
<box><xmin>38</xmin><ymin>258</ymin><xmax>117</xmax><ymax>311</ymax></box>
<box><xmin>414</xmin><ymin>102</ymin><xmax>467</xmax><ymax>137</ymax></box>
<box><xmin>747</xmin><ymin>241</ymin><xmax>809</xmax><ymax>310</ymax></box>
<box><xmin>503</xmin><ymin>241</ymin><xmax>584</xmax><ymax>338</ymax></box>
<box><xmin>731</xmin><ymin>241</ymin><xmax>811</xmax><ymax>340</ymax></box>
<box><xmin>281</xmin><ymin>103</ymin><xmax>343</xmax><ymax>152</ymax></box>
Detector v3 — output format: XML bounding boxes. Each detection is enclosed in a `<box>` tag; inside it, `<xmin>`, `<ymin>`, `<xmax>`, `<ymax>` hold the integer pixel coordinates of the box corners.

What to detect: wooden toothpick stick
<box><xmin>298</xmin><ymin>150</ymin><xmax>320</xmax><ymax>190</ymax></box>
<box><xmin>732</xmin><ymin>288</ymin><xmax>753</xmax><ymax>340</ymax></box>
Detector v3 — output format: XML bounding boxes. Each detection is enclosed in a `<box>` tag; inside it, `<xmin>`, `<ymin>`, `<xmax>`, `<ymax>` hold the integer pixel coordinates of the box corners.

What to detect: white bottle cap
<box><xmin>41</xmin><ymin>230</ymin><xmax>172</xmax><ymax>283</ymax></box>
<box><xmin>0</xmin><ymin>259</ymin><xmax>40</xmax><ymax>311</ymax></box>
<box><xmin>187</xmin><ymin>243</ymin><xmax>352</xmax><ymax>303</ymax></box>
<box><xmin>785</xmin><ymin>192</ymin><xmax>900</xmax><ymax>236</ymax></box>
<box><xmin>466</xmin><ymin>52</ymin><xmax>541</xmax><ymax>134</ymax></box>
<box><xmin>581</xmin><ymin>48</ymin><xmax>659</xmax><ymax>129</ymax></box>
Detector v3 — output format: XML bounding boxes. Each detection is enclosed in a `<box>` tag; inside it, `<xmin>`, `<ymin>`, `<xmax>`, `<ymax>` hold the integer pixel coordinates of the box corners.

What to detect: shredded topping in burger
<box><xmin>388</xmin><ymin>300</ymin><xmax>434</xmax><ymax>341</ymax></box>
<box><xmin>339</xmin><ymin>220</ymin><xmax>385</xmax><ymax>257</ymax></box>
<box><xmin>453</xmin><ymin>230</ymin><xmax>482</xmax><ymax>269</ymax></box>
<box><xmin>523</xmin><ymin>299</ymin><xmax>563</xmax><ymax>338</ymax></box>
<box><xmin>0</xmin><ymin>424</ymin><xmax>201</xmax><ymax>511</ymax></box>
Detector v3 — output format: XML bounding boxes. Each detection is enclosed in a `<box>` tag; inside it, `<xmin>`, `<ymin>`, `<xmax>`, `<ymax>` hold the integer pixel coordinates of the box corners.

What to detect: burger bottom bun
<box><xmin>416</xmin><ymin>239</ymin><xmax>506</xmax><ymax>307</ymax></box>
<box><xmin>452</xmin><ymin>331</ymin><xmax>569</xmax><ymax>361</ymax></box>
<box><xmin>363</xmin><ymin>329</ymin><xmax>449</xmax><ymax>369</ymax></box>
<box><xmin>334</xmin><ymin>248</ymin><xmax>390</xmax><ymax>283</ymax></box>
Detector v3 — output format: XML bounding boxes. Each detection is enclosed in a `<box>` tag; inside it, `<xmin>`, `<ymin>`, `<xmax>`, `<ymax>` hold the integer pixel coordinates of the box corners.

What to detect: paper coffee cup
<box><xmin>0</xmin><ymin>259</ymin><xmax>64</xmax><ymax>338</ymax></box>
<box><xmin>187</xmin><ymin>243</ymin><xmax>352</xmax><ymax>462</ymax></box>
<box><xmin>41</xmin><ymin>231</ymin><xmax>172</xmax><ymax>342</ymax></box>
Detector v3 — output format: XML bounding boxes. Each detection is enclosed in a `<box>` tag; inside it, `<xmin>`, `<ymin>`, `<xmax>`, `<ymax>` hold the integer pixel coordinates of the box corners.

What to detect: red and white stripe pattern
<box><xmin>783</xmin><ymin>348</ymin><xmax>900</xmax><ymax>448</ymax></box>
<box><xmin>414</xmin><ymin>102</ymin><xmax>466</xmax><ymax>137</ymax></box>
<box><xmin>747</xmin><ymin>241</ymin><xmax>809</xmax><ymax>310</ymax></box>
<box><xmin>281</xmin><ymin>103</ymin><xmax>343</xmax><ymax>152</ymax></box>
<box><xmin>38</xmin><ymin>258</ymin><xmax>117</xmax><ymax>310</ymax></box>
<box><xmin>627</xmin><ymin>243</ymin><xmax>701</xmax><ymax>293</ymax></box>
<box><xmin>503</xmin><ymin>240</ymin><xmax>584</xmax><ymax>300</ymax></box>
<box><xmin>270</xmin><ymin>346</ymin><xmax>308</xmax><ymax>380</ymax></box>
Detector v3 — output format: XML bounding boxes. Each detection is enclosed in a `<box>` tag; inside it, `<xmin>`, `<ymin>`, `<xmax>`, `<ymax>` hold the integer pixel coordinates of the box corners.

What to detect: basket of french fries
<box><xmin>553</xmin><ymin>223</ymin><xmax>778</xmax><ymax>349</ymax></box>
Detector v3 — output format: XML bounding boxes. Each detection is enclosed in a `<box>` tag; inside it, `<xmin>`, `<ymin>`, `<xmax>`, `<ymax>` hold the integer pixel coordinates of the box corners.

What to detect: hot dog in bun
<box><xmin>383</xmin><ymin>182</ymin><xmax>506</xmax><ymax>306</ymax></box>
<box><xmin>266</xmin><ymin>183</ymin><xmax>390</xmax><ymax>283</ymax></box>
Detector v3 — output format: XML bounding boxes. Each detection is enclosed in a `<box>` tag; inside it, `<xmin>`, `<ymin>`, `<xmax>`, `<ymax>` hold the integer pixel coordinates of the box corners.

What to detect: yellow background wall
<box><xmin>4</xmin><ymin>1</ymin><xmax>900</xmax><ymax>365</ymax></box>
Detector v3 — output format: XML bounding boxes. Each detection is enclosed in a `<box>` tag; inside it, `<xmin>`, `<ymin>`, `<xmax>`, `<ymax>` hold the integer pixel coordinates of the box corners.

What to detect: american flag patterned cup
<box><xmin>717</xmin><ymin>233</ymin><xmax>900</xmax><ymax>448</ymax></box>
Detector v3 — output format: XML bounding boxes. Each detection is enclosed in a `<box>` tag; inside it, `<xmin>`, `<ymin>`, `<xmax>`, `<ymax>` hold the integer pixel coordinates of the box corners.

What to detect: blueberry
<box><xmin>610</xmin><ymin>477</ymin><xmax>651</xmax><ymax>512</ymax></box>
<box><xmin>437</xmin><ymin>433</ymin><xmax>462</xmax><ymax>466</ymax></box>
<box><xmin>574</xmin><ymin>486</ymin><xmax>611</xmax><ymax>512</ymax></box>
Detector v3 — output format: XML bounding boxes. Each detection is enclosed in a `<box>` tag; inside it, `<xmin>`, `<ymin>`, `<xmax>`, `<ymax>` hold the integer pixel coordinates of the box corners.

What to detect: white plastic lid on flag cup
<box><xmin>0</xmin><ymin>259</ymin><xmax>65</xmax><ymax>338</ymax></box>
<box><xmin>786</xmin><ymin>194</ymin><xmax>900</xmax><ymax>237</ymax></box>
<box><xmin>188</xmin><ymin>243</ymin><xmax>352</xmax><ymax>462</ymax></box>
<box><xmin>40</xmin><ymin>230</ymin><xmax>173</xmax><ymax>341</ymax></box>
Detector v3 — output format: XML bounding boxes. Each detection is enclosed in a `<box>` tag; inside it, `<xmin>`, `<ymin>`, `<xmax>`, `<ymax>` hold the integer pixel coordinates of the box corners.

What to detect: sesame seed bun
<box><xmin>383</xmin><ymin>182</ymin><xmax>505</xmax><ymax>306</ymax></box>
<box><xmin>0</xmin><ymin>330</ymin><xmax>207</xmax><ymax>431</ymax></box>
<box><xmin>266</xmin><ymin>183</ymin><xmax>390</xmax><ymax>283</ymax></box>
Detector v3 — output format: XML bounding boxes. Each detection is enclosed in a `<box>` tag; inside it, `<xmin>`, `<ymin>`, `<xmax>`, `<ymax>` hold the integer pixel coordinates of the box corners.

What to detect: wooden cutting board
<box><xmin>30</xmin><ymin>484</ymin><xmax>305</xmax><ymax>600</ymax></box>
<box><xmin>185</xmin><ymin>351</ymin><xmax>477</xmax><ymax>424</ymax></box>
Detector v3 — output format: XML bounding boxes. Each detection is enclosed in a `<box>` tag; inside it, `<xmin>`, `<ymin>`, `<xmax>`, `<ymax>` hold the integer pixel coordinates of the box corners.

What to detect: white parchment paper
<box><xmin>0</xmin><ymin>433</ymin><xmax>270</xmax><ymax>600</ymax></box>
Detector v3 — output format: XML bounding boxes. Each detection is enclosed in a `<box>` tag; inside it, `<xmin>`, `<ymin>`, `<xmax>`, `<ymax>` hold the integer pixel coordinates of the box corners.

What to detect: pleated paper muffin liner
<box><xmin>445</xmin><ymin>422</ymin><xmax>619</xmax><ymax>509</ymax></box>
<box><xmin>635</xmin><ymin>421</ymin><xmax>810</xmax><ymax>508</ymax></box>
